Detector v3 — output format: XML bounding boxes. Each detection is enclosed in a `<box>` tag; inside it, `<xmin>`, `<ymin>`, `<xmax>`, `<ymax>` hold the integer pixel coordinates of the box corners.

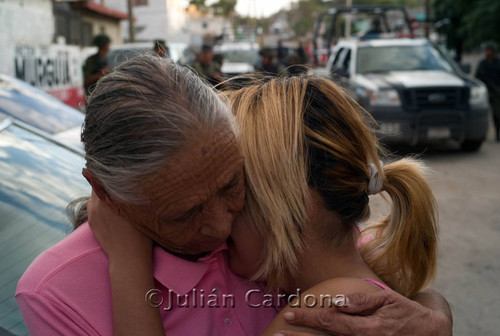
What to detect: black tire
<box><xmin>460</xmin><ymin>140</ymin><xmax>483</xmax><ymax>152</ymax></box>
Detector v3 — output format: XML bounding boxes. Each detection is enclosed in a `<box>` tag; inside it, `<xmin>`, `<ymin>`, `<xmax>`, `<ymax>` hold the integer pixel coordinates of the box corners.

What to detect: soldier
<box><xmin>83</xmin><ymin>34</ymin><xmax>111</xmax><ymax>97</ymax></box>
<box><xmin>255</xmin><ymin>47</ymin><xmax>283</xmax><ymax>75</ymax></box>
<box><xmin>153</xmin><ymin>39</ymin><xmax>169</xmax><ymax>58</ymax></box>
<box><xmin>277</xmin><ymin>40</ymin><xmax>288</xmax><ymax>66</ymax></box>
<box><xmin>192</xmin><ymin>45</ymin><xmax>222</xmax><ymax>86</ymax></box>
<box><xmin>476</xmin><ymin>44</ymin><xmax>500</xmax><ymax>141</ymax></box>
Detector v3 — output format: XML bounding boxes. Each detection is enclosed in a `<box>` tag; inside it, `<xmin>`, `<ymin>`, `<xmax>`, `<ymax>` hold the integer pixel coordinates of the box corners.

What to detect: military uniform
<box><xmin>83</xmin><ymin>34</ymin><xmax>111</xmax><ymax>97</ymax></box>
<box><xmin>476</xmin><ymin>57</ymin><xmax>500</xmax><ymax>140</ymax></box>
<box><xmin>192</xmin><ymin>61</ymin><xmax>221</xmax><ymax>86</ymax></box>
<box><xmin>82</xmin><ymin>54</ymin><xmax>108</xmax><ymax>96</ymax></box>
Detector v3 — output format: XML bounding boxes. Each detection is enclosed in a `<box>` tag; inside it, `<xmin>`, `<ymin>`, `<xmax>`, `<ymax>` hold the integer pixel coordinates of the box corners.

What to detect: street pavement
<box><xmin>365</xmin><ymin>122</ymin><xmax>500</xmax><ymax>336</ymax></box>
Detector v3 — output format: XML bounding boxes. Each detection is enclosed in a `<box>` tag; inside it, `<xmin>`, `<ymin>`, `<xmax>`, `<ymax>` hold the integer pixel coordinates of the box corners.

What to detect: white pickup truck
<box><xmin>325</xmin><ymin>38</ymin><xmax>489</xmax><ymax>151</ymax></box>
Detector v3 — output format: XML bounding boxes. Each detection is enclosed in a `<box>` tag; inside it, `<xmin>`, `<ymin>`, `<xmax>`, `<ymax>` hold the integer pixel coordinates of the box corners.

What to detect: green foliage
<box><xmin>461</xmin><ymin>0</ymin><xmax>500</xmax><ymax>49</ymax></box>
<box><xmin>189</xmin><ymin>0</ymin><xmax>206</xmax><ymax>8</ymax></box>
<box><xmin>288</xmin><ymin>0</ymin><xmax>325</xmax><ymax>37</ymax></box>
<box><xmin>352</xmin><ymin>0</ymin><xmax>420</xmax><ymax>5</ymax></box>
<box><xmin>211</xmin><ymin>0</ymin><xmax>237</xmax><ymax>17</ymax></box>
<box><xmin>434</xmin><ymin>0</ymin><xmax>500</xmax><ymax>50</ymax></box>
<box><xmin>286</xmin><ymin>0</ymin><xmax>421</xmax><ymax>38</ymax></box>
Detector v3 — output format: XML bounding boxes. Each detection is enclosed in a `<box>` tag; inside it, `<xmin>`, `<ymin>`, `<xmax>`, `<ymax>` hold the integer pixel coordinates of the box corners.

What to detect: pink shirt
<box><xmin>16</xmin><ymin>223</ymin><xmax>277</xmax><ymax>335</ymax></box>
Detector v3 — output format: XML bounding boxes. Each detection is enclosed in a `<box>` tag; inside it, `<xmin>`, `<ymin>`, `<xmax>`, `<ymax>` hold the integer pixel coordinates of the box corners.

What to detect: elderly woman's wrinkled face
<box><xmin>117</xmin><ymin>128</ymin><xmax>245</xmax><ymax>257</ymax></box>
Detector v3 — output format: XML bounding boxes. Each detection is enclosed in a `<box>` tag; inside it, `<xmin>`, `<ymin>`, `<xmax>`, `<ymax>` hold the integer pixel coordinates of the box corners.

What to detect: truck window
<box><xmin>332</xmin><ymin>48</ymin><xmax>345</xmax><ymax>68</ymax></box>
<box><xmin>356</xmin><ymin>45</ymin><xmax>454</xmax><ymax>74</ymax></box>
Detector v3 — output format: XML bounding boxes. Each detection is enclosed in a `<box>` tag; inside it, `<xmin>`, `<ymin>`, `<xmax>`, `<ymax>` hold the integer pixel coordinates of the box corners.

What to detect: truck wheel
<box><xmin>460</xmin><ymin>140</ymin><xmax>483</xmax><ymax>152</ymax></box>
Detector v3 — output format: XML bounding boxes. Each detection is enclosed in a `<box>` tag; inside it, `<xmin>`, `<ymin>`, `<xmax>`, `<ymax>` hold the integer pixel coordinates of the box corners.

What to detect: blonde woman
<box><xmin>82</xmin><ymin>61</ymin><xmax>450</xmax><ymax>335</ymax></box>
<box><xmin>224</xmin><ymin>75</ymin><xmax>438</xmax><ymax>334</ymax></box>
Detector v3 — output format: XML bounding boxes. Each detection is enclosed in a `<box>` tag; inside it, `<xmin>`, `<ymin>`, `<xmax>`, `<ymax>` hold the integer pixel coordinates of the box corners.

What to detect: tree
<box><xmin>434</xmin><ymin>0</ymin><xmax>500</xmax><ymax>60</ymax></box>
<box><xmin>288</xmin><ymin>0</ymin><xmax>325</xmax><ymax>37</ymax></box>
<box><xmin>189</xmin><ymin>0</ymin><xmax>206</xmax><ymax>8</ymax></box>
<box><xmin>211</xmin><ymin>0</ymin><xmax>237</xmax><ymax>17</ymax></box>
<box><xmin>460</xmin><ymin>0</ymin><xmax>500</xmax><ymax>49</ymax></box>
<box><xmin>285</xmin><ymin>0</ymin><xmax>422</xmax><ymax>39</ymax></box>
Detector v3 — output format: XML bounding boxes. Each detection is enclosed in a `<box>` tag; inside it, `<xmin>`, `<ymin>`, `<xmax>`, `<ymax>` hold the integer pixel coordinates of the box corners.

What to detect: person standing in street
<box><xmin>83</xmin><ymin>34</ymin><xmax>111</xmax><ymax>97</ymax></box>
<box><xmin>191</xmin><ymin>44</ymin><xmax>223</xmax><ymax>86</ymax></box>
<box><xmin>277</xmin><ymin>40</ymin><xmax>288</xmax><ymax>66</ymax></box>
<box><xmin>296</xmin><ymin>41</ymin><xmax>309</xmax><ymax>66</ymax></box>
<box><xmin>255</xmin><ymin>47</ymin><xmax>283</xmax><ymax>76</ymax></box>
<box><xmin>153</xmin><ymin>39</ymin><xmax>169</xmax><ymax>58</ymax></box>
<box><xmin>476</xmin><ymin>44</ymin><xmax>500</xmax><ymax>141</ymax></box>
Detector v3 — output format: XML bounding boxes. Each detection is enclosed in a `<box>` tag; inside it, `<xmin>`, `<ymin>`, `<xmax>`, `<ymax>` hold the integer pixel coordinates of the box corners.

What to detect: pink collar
<box><xmin>152</xmin><ymin>244</ymin><xmax>227</xmax><ymax>294</ymax></box>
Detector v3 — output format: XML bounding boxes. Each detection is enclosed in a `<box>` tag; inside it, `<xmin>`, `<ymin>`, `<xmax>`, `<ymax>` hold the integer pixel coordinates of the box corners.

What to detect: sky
<box><xmin>208</xmin><ymin>0</ymin><xmax>296</xmax><ymax>18</ymax></box>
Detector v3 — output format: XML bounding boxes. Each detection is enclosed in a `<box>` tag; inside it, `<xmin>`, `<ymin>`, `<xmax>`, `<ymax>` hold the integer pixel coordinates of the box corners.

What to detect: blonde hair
<box><xmin>224</xmin><ymin>76</ymin><xmax>438</xmax><ymax>297</ymax></box>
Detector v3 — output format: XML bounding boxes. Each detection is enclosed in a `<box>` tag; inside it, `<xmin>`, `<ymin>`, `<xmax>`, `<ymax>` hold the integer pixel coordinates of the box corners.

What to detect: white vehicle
<box><xmin>214</xmin><ymin>42</ymin><xmax>260</xmax><ymax>77</ymax></box>
<box><xmin>0</xmin><ymin>73</ymin><xmax>84</xmax><ymax>150</ymax></box>
<box><xmin>326</xmin><ymin>38</ymin><xmax>489</xmax><ymax>151</ymax></box>
<box><xmin>107</xmin><ymin>42</ymin><xmax>194</xmax><ymax>69</ymax></box>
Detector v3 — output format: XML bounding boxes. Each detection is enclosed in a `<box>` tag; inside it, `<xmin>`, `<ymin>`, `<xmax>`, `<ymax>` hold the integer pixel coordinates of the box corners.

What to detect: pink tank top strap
<box><xmin>362</xmin><ymin>278</ymin><xmax>391</xmax><ymax>290</ymax></box>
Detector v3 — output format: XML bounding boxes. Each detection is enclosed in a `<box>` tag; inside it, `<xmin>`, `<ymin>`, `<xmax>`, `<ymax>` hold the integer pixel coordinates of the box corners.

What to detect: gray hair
<box><xmin>74</xmin><ymin>55</ymin><xmax>235</xmax><ymax>219</ymax></box>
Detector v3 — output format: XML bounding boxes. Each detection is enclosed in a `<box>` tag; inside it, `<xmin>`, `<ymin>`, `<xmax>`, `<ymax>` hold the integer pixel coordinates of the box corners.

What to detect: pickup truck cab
<box><xmin>327</xmin><ymin>38</ymin><xmax>489</xmax><ymax>151</ymax></box>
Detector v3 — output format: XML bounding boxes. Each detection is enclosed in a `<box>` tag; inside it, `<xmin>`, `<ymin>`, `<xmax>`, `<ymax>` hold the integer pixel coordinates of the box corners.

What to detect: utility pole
<box><xmin>127</xmin><ymin>0</ymin><xmax>135</xmax><ymax>42</ymax></box>
<box><xmin>425</xmin><ymin>0</ymin><xmax>430</xmax><ymax>38</ymax></box>
<box><xmin>345</xmin><ymin>0</ymin><xmax>352</xmax><ymax>38</ymax></box>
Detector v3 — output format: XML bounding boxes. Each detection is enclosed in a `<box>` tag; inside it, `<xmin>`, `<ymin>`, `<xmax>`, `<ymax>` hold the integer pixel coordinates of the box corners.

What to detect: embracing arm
<box><xmin>106</xmin><ymin>244</ymin><xmax>164</xmax><ymax>336</ymax></box>
<box><xmin>276</xmin><ymin>288</ymin><xmax>452</xmax><ymax>336</ymax></box>
<box><xmin>87</xmin><ymin>192</ymin><xmax>165</xmax><ymax>336</ymax></box>
<box><xmin>413</xmin><ymin>288</ymin><xmax>453</xmax><ymax>329</ymax></box>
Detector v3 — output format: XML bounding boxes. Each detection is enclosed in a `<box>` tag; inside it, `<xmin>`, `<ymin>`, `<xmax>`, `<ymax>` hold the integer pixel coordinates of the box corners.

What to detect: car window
<box><xmin>342</xmin><ymin>49</ymin><xmax>351</xmax><ymax>71</ymax></box>
<box><xmin>107</xmin><ymin>48</ymin><xmax>154</xmax><ymax>69</ymax></box>
<box><xmin>169</xmin><ymin>43</ymin><xmax>194</xmax><ymax>65</ymax></box>
<box><xmin>0</xmin><ymin>124</ymin><xmax>89</xmax><ymax>335</ymax></box>
<box><xmin>332</xmin><ymin>47</ymin><xmax>345</xmax><ymax>68</ymax></box>
<box><xmin>356</xmin><ymin>45</ymin><xmax>455</xmax><ymax>74</ymax></box>
<box><xmin>0</xmin><ymin>75</ymin><xmax>84</xmax><ymax>134</ymax></box>
<box><xmin>219</xmin><ymin>49</ymin><xmax>259</xmax><ymax>65</ymax></box>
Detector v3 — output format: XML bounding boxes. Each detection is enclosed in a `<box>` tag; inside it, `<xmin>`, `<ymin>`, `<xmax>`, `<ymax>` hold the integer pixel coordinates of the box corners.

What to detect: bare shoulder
<box><xmin>305</xmin><ymin>277</ymin><xmax>383</xmax><ymax>298</ymax></box>
<box><xmin>260</xmin><ymin>278</ymin><xmax>384</xmax><ymax>336</ymax></box>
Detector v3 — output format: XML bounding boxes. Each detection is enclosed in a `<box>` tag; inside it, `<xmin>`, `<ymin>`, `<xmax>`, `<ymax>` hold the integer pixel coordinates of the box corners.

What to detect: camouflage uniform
<box><xmin>192</xmin><ymin>61</ymin><xmax>221</xmax><ymax>86</ymax></box>
<box><xmin>82</xmin><ymin>54</ymin><xmax>108</xmax><ymax>96</ymax></box>
<box><xmin>476</xmin><ymin>57</ymin><xmax>500</xmax><ymax>140</ymax></box>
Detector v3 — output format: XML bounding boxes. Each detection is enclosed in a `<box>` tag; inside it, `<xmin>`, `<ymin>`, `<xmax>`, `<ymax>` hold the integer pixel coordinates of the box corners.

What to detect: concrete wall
<box><xmin>105</xmin><ymin>0</ymin><xmax>188</xmax><ymax>43</ymax></box>
<box><xmin>0</xmin><ymin>0</ymin><xmax>54</xmax><ymax>74</ymax></box>
<box><xmin>0</xmin><ymin>0</ymin><xmax>88</xmax><ymax>106</ymax></box>
<box><xmin>81</xmin><ymin>14</ymin><xmax>123</xmax><ymax>45</ymax></box>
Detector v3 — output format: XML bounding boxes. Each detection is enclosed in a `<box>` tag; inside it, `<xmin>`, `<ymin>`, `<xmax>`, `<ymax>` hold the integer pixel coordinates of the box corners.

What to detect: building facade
<box><xmin>0</xmin><ymin>0</ymin><xmax>126</xmax><ymax>107</ymax></box>
<box><xmin>104</xmin><ymin>0</ymin><xmax>189</xmax><ymax>43</ymax></box>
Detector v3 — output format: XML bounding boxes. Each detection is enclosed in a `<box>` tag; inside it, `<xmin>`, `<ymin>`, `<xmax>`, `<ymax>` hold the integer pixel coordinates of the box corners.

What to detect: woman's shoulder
<box><xmin>16</xmin><ymin>223</ymin><xmax>105</xmax><ymax>294</ymax></box>
<box><xmin>259</xmin><ymin>278</ymin><xmax>385</xmax><ymax>335</ymax></box>
<box><xmin>304</xmin><ymin>277</ymin><xmax>384</xmax><ymax>299</ymax></box>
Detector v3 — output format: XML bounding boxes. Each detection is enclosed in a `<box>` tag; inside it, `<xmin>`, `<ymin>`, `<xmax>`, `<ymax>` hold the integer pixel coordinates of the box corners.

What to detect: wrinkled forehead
<box><xmin>139</xmin><ymin>129</ymin><xmax>243</xmax><ymax>213</ymax></box>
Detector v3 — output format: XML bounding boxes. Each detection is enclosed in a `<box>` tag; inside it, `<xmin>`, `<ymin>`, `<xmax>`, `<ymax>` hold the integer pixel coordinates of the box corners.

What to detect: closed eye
<box><xmin>221</xmin><ymin>174</ymin><xmax>241</xmax><ymax>194</ymax></box>
<box><xmin>175</xmin><ymin>205</ymin><xmax>202</xmax><ymax>222</ymax></box>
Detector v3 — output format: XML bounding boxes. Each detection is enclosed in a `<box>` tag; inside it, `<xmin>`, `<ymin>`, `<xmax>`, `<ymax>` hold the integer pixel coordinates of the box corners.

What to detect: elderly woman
<box><xmin>17</xmin><ymin>55</ymin><xmax>451</xmax><ymax>335</ymax></box>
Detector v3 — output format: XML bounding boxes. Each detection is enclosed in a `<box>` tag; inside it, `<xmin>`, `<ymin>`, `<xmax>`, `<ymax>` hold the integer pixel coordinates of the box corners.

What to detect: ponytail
<box><xmin>66</xmin><ymin>196</ymin><xmax>90</xmax><ymax>229</ymax></box>
<box><xmin>360</xmin><ymin>158</ymin><xmax>438</xmax><ymax>298</ymax></box>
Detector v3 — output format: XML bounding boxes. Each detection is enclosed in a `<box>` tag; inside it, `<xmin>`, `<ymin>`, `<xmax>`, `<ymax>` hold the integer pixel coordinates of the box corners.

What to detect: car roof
<box><xmin>337</xmin><ymin>38</ymin><xmax>430</xmax><ymax>48</ymax></box>
<box><xmin>110</xmin><ymin>42</ymin><xmax>155</xmax><ymax>50</ymax></box>
<box><xmin>0</xmin><ymin>118</ymin><xmax>88</xmax><ymax>335</ymax></box>
<box><xmin>214</xmin><ymin>42</ymin><xmax>259</xmax><ymax>51</ymax></box>
<box><xmin>0</xmin><ymin>113</ymin><xmax>84</xmax><ymax>155</ymax></box>
<box><xmin>0</xmin><ymin>73</ymin><xmax>84</xmax><ymax>135</ymax></box>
